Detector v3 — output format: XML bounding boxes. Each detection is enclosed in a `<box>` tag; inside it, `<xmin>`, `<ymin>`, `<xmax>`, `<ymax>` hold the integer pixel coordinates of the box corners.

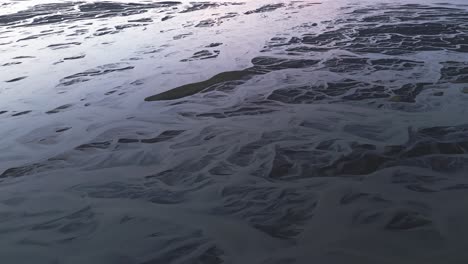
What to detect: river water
<box><xmin>1</xmin><ymin>0</ymin><xmax>468</xmax><ymax>263</ymax></box>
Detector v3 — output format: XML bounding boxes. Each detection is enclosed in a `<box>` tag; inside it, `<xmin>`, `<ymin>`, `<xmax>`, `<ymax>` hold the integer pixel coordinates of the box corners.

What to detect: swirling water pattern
<box><xmin>1</xmin><ymin>0</ymin><xmax>468</xmax><ymax>263</ymax></box>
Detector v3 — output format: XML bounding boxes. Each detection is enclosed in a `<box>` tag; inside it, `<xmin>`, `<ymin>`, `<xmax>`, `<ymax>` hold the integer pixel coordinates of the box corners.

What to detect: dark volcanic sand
<box><xmin>1</xmin><ymin>0</ymin><xmax>468</xmax><ymax>263</ymax></box>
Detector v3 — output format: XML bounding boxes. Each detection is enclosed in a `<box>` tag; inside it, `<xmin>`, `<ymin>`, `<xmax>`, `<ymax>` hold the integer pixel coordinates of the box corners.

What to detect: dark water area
<box><xmin>1</xmin><ymin>0</ymin><xmax>468</xmax><ymax>263</ymax></box>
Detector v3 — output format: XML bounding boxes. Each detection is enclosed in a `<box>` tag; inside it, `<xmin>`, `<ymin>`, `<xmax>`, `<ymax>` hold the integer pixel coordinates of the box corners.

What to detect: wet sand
<box><xmin>1</xmin><ymin>0</ymin><xmax>468</xmax><ymax>263</ymax></box>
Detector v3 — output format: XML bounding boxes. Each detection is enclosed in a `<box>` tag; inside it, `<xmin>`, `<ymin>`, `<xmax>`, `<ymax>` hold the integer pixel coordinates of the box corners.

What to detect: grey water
<box><xmin>1</xmin><ymin>0</ymin><xmax>468</xmax><ymax>263</ymax></box>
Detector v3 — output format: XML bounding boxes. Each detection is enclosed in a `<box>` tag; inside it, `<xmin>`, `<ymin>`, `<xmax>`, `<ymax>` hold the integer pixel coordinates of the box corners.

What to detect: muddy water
<box><xmin>1</xmin><ymin>0</ymin><xmax>468</xmax><ymax>263</ymax></box>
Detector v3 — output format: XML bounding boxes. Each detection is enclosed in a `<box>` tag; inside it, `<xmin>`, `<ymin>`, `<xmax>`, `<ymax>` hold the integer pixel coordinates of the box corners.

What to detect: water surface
<box><xmin>1</xmin><ymin>0</ymin><xmax>468</xmax><ymax>263</ymax></box>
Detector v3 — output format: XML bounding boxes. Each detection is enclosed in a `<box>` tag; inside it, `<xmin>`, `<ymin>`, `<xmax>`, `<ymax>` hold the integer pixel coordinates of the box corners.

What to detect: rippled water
<box><xmin>1</xmin><ymin>0</ymin><xmax>468</xmax><ymax>263</ymax></box>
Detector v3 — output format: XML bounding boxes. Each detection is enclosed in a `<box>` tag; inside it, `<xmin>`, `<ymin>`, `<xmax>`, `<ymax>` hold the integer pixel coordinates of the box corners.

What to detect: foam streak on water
<box><xmin>1</xmin><ymin>0</ymin><xmax>468</xmax><ymax>263</ymax></box>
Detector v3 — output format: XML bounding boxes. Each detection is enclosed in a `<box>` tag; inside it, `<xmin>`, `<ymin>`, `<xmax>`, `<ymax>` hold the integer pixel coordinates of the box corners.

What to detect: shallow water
<box><xmin>1</xmin><ymin>0</ymin><xmax>468</xmax><ymax>263</ymax></box>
